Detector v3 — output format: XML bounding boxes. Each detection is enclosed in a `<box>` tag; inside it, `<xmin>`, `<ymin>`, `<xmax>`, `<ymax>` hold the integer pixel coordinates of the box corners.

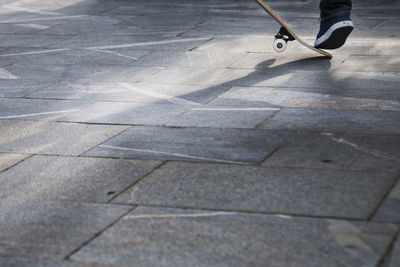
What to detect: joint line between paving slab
<box><xmin>77</xmin><ymin>126</ymin><xmax>133</xmax><ymax>157</ymax></box>
<box><xmin>87</xmin><ymin>49</ymin><xmax>139</xmax><ymax>60</ymax></box>
<box><xmin>188</xmin><ymin>37</ymin><xmax>214</xmax><ymax>51</ymax></box>
<box><xmin>203</xmin><ymin>85</ymin><xmax>234</xmax><ymax>104</ymax></box>
<box><xmin>258</xmin><ymin>142</ymin><xmax>286</xmax><ymax>166</ymax></box>
<box><xmin>54</xmin><ymin>120</ymin><xmax>143</xmax><ymax>127</ymax></box>
<box><xmin>368</xmin><ymin>173</ymin><xmax>400</xmax><ymax>221</ymax></box>
<box><xmin>176</xmin><ymin>25</ymin><xmax>200</xmax><ymax>38</ymax></box>
<box><xmin>178</xmin><ymin>20</ymin><xmax>210</xmax><ymax>41</ymax></box>
<box><xmin>23</xmin><ymin>82</ymin><xmax>58</xmax><ymax>98</ymax></box>
<box><xmin>377</xmin><ymin>228</ymin><xmax>400</xmax><ymax>267</ymax></box>
<box><xmin>0</xmin><ymin>154</ymin><xmax>34</xmax><ymax>175</ymax></box>
<box><xmin>64</xmin><ymin>205</ymin><xmax>136</xmax><ymax>260</ymax></box>
<box><xmin>254</xmin><ymin>108</ymin><xmax>282</xmax><ymax>129</ymax></box>
<box><xmin>255</xmin><ymin>121</ymin><xmax>296</xmax><ymax>165</ymax></box>
<box><xmin>108</xmin><ymin>161</ymin><xmax>168</xmax><ymax>203</ymax></box>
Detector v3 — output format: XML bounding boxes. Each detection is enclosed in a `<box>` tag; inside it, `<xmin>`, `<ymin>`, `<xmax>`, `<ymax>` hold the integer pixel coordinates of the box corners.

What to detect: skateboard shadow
<box><xmin>254</xmin><ymin>56</ymin><xmax>330</xmax><ymax>71</ymax></box>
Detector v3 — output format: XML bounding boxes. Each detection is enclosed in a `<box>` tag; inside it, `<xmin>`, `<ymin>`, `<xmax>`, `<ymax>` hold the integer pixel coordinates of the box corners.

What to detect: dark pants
<box><xmin>320</xmin><ymin>0</ymin><xmax>352</xmax><ymax>20</ymax></box>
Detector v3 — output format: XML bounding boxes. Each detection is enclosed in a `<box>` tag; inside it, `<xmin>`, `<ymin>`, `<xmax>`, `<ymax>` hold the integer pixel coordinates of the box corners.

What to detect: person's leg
<box><xmin>320</xmin><ymin>0</ymin><xmax>352</xmax><ymax>21</ymax></box>
<box><xmin>315</xmin><ymin>0</ymin><xmax>353</xmax><ymax>49</ymax></box>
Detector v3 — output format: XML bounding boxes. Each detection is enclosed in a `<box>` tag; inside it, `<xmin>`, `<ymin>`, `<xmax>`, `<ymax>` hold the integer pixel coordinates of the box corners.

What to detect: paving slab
<box><xmin>198</xmin><ymin>16</ymin><xmax>278</xmax><ymax>30</ymax></box>
<box><xmin>0</xmin><ymin>155</ymin><xmax>161</xmax><ymax>203</ymax></box>
<box><xmin>352</xmin><ymin>8</ymin><xmax>400</xmax><ymax>20</ymax></box>
<box><xmin>386</xmin><ymin>236</ymin><xmax>400</xmax><ymax>267</ymax></box>
<box><xmin>353</xmin><ymin>0</ymin><xmax>400</xmax><ymax>9</ymax></box>
<box><xmin>0</xmin><ymin>24</ymin><xmax>47</xmax><ymax>34</ymax></box>
<box><xmin>229</xmin><ymin>53</ymin><xmax>400</xmax><ymax>73</ymax></box>
<box><xmin>70</xmin><ymin>206</ymin><xmax>398</xmax><ymax>267</ymax></box>
<box><xmin>51</xmin><ymin>0</ymin><xmax>119</xmax><ymax>16</ymax></box>
<box><xmin>1</xmin><ymin>62</ymin><xmax>158</xmax><ymax>86</ymax></box>
<box><xmin>180</xmin><ymin>25</ymin><xmax>275</xmax><ymax>38</ymax></box>
<box><xmin>109</xmin><ymin>12</ymin><xmax>208</xmax><ymax>28</ymax></box>
<box><xmin>350</xmin><ymin>24</ymin><xmax>399</xmax><ymax>40</ymax></box>
<box><xmin>0</xmin><ymin>83</ymin><xmax>52</xmax><ymax>98</ymax></box>
<box><xmin>0</xmin><ymin>0</ymin><xmax>399</xmax><ymax>265</ymax></box>
<box><xmin>262</xmin><ymin>132</ymin><xmax>400</xmax><ymax>171</ymax></box>
<box><xmin>0</xmin><ymin>0</ymin><xmax>114</xmax><ymax>16</ymax></box>
<box><xmin>41</xmin><ymin>19</ymin><xmax>186</xmax><ymax>37</ymax></box>
<box><xmin>0</xmin><ymin>98</ymin><xmax>91</xmax><ymax>121</ymax></box>
<box><xmin>28</xmin><ymin>82</ymin><xmax>230</xmax><ymax>104</ymax></box>
<box><xmin>144</xmin><ymin>67</ymin><xmax>399</xmax><ymax>92</ymax></box>
<box><xmin>36</xmin><ymin>15</ymin><xmax>129</xmax><ymax>35</ymax></box>
<box><xmin>52</xmin><ymin>35</ymin><xmax>210</xmax><ymax>51</ymax></box>
<box><xmin>374</xmin><ymin>179</ymin><xmax>400</xmax><ymax>223</ymax></box>
<box><xmin>85</xmin><ymin>126</ymin><xmax>292</xmax><ymax>164</ymax></box>
<box><xmin>0</xmin><ymin>58</ymin><xmax>14</xmax><ymax>69</ymax></box>
<box><xmin>142</xmin><ymin>67</ymin><xmax>254</xmax><ymax>86</ymax></box>
<box><xmin>0</xmin><ymin>120</ymin><xmax>128</xmax><ymax>156</ymax></box>
<box><xmin>59</xmin><ymin>102</ymin><xmax>191</xmax><ymax>125</ymax></box>
<box><xmin>59</xmin><ymin>64</ymin><xmax>162</xmax><ymax>84</ymax></box>
<box><xmin>1</xmin><ymin>47</ymin><xmax>150</xmax><ymax>66</ymax></box>
<box><xmin>0</xmin><ymin>34</ymin><xmax>72</xmax><ymax>48</ymax></box>
<box><xmin>258</xmin><ymin>108</ymin><xmax>400</xmax><ymax>135</ymax></box>
<box><xmin>338</xmin><ymin>55</ymin><xmax>400</xmax><ymax>73</ymax></box>
<box><xmin>0</xmin><ymin>258</ymin><xmax>83</xmax><ymax>267</ymax></box>
<box><xmin>166</xmin><ymin>106</ymin><xmax>279</xmax><ymax>129</ymax></box>
<box><xmin>0</xmin><ymin>11</ymin><xmax>92</xmax><ymax>25</ymax></box>
<box><xmin>248</xmin><ymin>70</ymin><xmax>400</xmax><ymax>91</ymax></box>
<box><xmin>27</xmin><ymin>81</ymin><xmax>161</xmax><ymax>103</ymax></box>
<box><xmin>0</xmin><ymin>153</ymin><xmax>30</xmax><ymax>173</ymax></box>
<box><xmin>0</xmin><ymin>198</ymin><xmax>131</xmax><ymax>259</ymax></box>
<box><xmin>131</xmin><ymin>50</ymin><xmax>246</xmax><ymax>68</ymax></box>
<box><xmin>0</xmin><ymin>63</ymin><xmax>65</xmax><ymax>84</ymax></box>
<box><xmin>209</xmin><ymin>86</ymin><xmax>400</xmax><ymax>111</ymax></box>
<box><xmin>113</xmin><ymin>162</ymin><xmax>398</xmax><ymax>219</ymax></box>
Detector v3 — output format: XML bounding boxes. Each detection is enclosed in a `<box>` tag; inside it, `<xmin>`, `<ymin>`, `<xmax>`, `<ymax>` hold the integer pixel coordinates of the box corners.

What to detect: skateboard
<box><xmin>255</xmin><ymin>0</ymin><xmax>333</xmax><ymax>58</ymax></box>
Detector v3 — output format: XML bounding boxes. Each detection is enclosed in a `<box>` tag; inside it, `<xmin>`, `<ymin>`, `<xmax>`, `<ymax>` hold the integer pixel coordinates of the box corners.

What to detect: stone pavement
<box><xmin>0</xmin><ymin>0</ymin><xmax>399</xmax><ymax>266</ymax></box>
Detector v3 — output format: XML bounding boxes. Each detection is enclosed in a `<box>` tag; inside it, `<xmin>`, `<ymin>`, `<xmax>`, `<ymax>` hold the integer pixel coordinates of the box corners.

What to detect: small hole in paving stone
<box><xmin>322</xmin><ymin>159</ymin><xmax>332</xmax><ymax>163</ymax></box>
<box><xmin>107</xmin><ymin>191</ymin><xmax>116</xmax><ymax>195</ymax></box>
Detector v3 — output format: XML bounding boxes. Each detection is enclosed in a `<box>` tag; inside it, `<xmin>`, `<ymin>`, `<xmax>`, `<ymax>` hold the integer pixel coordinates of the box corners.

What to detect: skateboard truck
<box><xmin>256</xmin><ymin>0</ymin><xmax>332</xmax><ymax>58</ymax></box>
<box><xmin>274</xmin><ymin>26</ymin><xmax>295</xmax><ymax>52</ymax></box>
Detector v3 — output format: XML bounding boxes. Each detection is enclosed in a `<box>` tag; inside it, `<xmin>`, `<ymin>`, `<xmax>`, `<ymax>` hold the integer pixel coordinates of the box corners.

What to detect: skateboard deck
<box><xmin>255</xmin><ymin>0</ymin><xmax>333</xmax><ymax>58</ymax></box>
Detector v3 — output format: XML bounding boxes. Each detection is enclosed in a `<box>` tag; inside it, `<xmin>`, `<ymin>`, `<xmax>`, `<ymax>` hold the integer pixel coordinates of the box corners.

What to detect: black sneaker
<box><xmin>314</xmin><ymin>16</ymin><xmax>354</xmax><ymax>49</ymax></box>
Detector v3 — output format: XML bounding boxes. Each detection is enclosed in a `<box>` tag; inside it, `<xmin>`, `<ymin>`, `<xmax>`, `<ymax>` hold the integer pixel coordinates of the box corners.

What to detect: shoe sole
<box><xmin>315</xmin><ymin>21</ymin><xmax>354</xmax><ymax>50</ymax></box>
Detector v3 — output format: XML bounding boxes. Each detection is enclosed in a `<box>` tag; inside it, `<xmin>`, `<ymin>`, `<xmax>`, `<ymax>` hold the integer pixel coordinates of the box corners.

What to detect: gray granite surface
<box><xmin>0</xmin><ymin>155</ymin><xmax>162</xmax><ymax>202</ymax></box>
<box><xmin>113</xmin><ymin>162</ymin><xmax>398</xmax><ymax>219</ymax></box>
<box><xmin>85</xmin><ymin>126</ymin><xmax>293</xmax><ymax>164</ymax></box>
<box><xmin>70</xmin><ymin>206</ymin><xmax>398</xmax><ymax>267</ymax></box>
<box><xmin>374</xmin><ymin>180</ymin><xmax>400</xmax><ymax>224</ymax></box>
<box><xmin>0</xmin><ymin>0</ymin><xmax>399</xmax><ymax>265</ymax></box>
<box><xmin>0</xmin><ymin>120</ymin><xmax>128</xmax><ymax>156</ymax></box>
<box><xmin>0</xmin><ymin>199</ymin><xmax>131</xmax><ymax>259</ymax></box>
<box><xmin>0</xmin><ymin>153</ymin><xmax>30</xmax><ymax>173</ymax></box>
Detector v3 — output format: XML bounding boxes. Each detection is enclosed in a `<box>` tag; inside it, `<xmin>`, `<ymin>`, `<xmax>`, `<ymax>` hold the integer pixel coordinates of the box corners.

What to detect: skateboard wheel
<box><xmin>273</xmin><ymin>38</ymin><xmax>287</xmax><ymax>52</ymax></box>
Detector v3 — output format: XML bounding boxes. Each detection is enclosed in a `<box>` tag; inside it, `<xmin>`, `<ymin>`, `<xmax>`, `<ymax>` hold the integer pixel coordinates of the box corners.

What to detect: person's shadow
<box><xmin>178</xmin><ymin>56</ymin><xmax>332</xmax><ymax>105</ymax></box>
